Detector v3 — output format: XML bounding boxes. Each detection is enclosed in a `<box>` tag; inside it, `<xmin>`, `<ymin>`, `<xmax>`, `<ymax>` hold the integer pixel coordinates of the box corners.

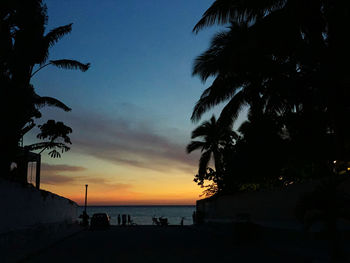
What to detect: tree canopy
<box><xmin>189</xmin><ymin>0</ymin><xmax>350</xmax><ymax>196</ymax></box>
<box><xmin>0</xmin><ymin>0</ymin><xmax>89</xmax><ymax>177</ymax></box>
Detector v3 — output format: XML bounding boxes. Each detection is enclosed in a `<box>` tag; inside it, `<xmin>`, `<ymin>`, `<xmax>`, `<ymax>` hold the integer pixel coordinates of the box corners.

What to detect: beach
<box><xmin>19</xmin><ymin>225</ymin><xmax>344</xmax><ymax>263</ymax></box>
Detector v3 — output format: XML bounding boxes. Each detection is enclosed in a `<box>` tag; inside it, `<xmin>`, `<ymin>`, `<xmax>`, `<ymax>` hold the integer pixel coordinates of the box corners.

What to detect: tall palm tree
<box><xmin>187</xmin><ymin>116</ymin><xmax>237</xmax><ymax>191</ymax></box>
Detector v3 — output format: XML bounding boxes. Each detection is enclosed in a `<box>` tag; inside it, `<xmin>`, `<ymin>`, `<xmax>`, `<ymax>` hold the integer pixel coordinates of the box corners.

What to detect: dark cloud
<box><xmin>41</xmin><ymin>174</ymin><xmax>76</xmax><ymax>185</ymax></box>
<box><xmin>41</xmin><ymin>163</ymin><xmax>87</xmax><ymax>173</ymax></box>
<box><xmin>42</xmin><ymin>174</ymin><xmax>132</xmax><ymax>190</ymax></box>
<box><xmin>40</xmin><ymin>164</ymin><xmax>132</xmax><ymax>190</ymax></box>
<box><xmin>40</xmin><ymin>163</ymin><xmax>86</xmax><ymax>184</ymax></box>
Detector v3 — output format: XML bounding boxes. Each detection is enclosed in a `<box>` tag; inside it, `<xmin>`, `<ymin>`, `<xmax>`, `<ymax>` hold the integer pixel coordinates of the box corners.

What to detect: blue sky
<box><xmin>33</xmin><ymin>0</ymin><xmax>218</xmax><ymax>129</ymax></box>
<box><xmin>27</xmin><ymin>0</ymin><xmax>247</xmax><ymax>204</ymax></box>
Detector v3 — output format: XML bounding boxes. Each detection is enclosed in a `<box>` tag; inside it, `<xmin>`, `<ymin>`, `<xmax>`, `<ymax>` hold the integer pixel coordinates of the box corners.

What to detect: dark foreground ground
<box><xmin>20</xmin><ymin>225</ymin><xmax>349</xmax><ymax>263</ymax></box>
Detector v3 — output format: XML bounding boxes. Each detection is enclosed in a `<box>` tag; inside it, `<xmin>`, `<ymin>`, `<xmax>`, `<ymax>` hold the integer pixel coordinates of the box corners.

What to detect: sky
<box><xmin>25</xmin><ymin>0</ymin><xmax>245</xmax><ymax>205</ymax></box>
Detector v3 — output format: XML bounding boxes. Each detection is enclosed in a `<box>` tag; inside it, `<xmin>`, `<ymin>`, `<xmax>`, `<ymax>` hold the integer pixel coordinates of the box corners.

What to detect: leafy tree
<box><xmin>26</xmin><ymin>120</ymin><xmax>72</xmax><ymax>158</ymax></box>
<box><xmin>0</xmin><ymin>0</ymin><xmax>89</xmax><ymax>177</ymax></box>
<box><xmin>187</xmin><ymin>116</ymin><xmax>237</xmax><ymax>194</ymax></box>
<box><xmin>190</xmin><ymin>0</ymin><xmax>350</xmax><ymax>186</ymax></box>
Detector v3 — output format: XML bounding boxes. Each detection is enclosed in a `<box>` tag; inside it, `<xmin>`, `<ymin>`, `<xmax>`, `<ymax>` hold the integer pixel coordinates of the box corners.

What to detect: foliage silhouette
<box><xmin>0</xmin><ymin>0</ymin><xmax>89</xmax><ymax>177</ymax></box>
<box><xmin>187</xmin><ymin>115</ymin><xmax>237</xmax><ymax>194</ymax></box>
<box><xmin>190</xmin><ymin>0</ymin><xmax>350</xmax><ymax>190</ymax></box>
<box><xmin>26</xmin><ymin>120</ymin><xmax>72</xmax><ymax>158</ymax></box>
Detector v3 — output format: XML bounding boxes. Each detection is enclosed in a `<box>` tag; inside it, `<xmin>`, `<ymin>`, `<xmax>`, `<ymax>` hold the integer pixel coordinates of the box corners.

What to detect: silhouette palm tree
<box><xmin>19</xmin><ymin>22</ymin><xmax>90</xmax><ymax>137</ymax></box>
<box><xmin>187</xmin><ymin>116</ymin><xmax>237</xmax><ymax>191</ymax></box>
<box><xmin>191</xmin><ymin>14</ymin><xmax>299</xmax><ymax>127</ymax></box>
<box><xmin>191</xmin><ymin>0</ymin><xmax>350</xmax><ymax>174</ymax></box>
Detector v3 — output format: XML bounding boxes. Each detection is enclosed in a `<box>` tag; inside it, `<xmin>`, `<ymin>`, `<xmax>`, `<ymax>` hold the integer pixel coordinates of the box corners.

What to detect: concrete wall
<box><xmin>196</xmin><ymin>182</ymin><xmax>318</xmax><ymax>228</ymax></box>
<box><xmin>0</xmin><ymin>179</ymin><xmax>78</xmax><ymax>234</ymax></box>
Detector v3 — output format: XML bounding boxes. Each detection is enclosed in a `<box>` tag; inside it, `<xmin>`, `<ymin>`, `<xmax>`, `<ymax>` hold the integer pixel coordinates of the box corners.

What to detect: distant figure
<box><xmin>152</xmin><ymin>217</ymin><xmax>160</xmax><ymax>226</ymax></box>
<box><xmin>192</xmin><ymin>211</ymin><xmax>196</xmax><ymax>225</ymax></box>
<box><xmin>118</xmin><ymin>214</ymin><xmax>121</xmax><ymax>226</ymax></box>
<box><xmin>122</xmin><ymin>214</ymin><xmax>127</xmax><ymax>226</ymax></box>
<box><xmin>180</xmin><ymin>217</ymin><xmax>184</xmax><ymax>226</ymax></box>
<box><xmin>128</xmin><ymin>214</ymin><xmax>131</xmax><ymax>225</ymax></box>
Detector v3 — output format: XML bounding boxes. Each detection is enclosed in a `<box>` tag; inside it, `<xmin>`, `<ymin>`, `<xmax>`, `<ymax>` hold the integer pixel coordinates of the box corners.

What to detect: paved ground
<box><xmin>19</xmin><ymin>225</ymin><xmax>331</xmax><ymax>263</ymax></box>
<box><xmin>1</xmin><ymin>223</ymin><xmax>83</xmax><ymax>263</ymax></box>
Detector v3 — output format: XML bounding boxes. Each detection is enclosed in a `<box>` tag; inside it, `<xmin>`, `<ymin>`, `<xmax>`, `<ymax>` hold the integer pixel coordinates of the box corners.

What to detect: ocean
<box><xmin>78</xmin><ymin>206</ymin><xmax>196</xmax><ymax>226</ymax></box>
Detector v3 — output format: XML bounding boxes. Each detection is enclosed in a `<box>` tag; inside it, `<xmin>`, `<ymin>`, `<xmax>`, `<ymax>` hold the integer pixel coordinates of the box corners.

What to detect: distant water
<box><xmin>78</xmin><ymin>206</ymin><xmax>196</xmax><ymax>226</ymax></box>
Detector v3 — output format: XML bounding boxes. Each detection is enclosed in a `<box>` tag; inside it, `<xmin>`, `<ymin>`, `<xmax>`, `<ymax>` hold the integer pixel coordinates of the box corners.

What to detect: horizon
<box><xmin>79</xmin><ymin>204</ymin><xmax>195</xmax><ymax>207</ymax></box>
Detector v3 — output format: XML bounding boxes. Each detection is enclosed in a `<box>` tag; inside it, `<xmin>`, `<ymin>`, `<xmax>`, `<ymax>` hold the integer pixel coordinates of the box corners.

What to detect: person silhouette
<box><xmin>128</xmin><ymin>214</ymin><xmax>131</xmax><ymax>225</ymax></box>
<box><xmin>122</xmin><ymin>214</ymin><xmax>127</xmax><ymax>226</ymax></box>
<box><xmin>118</xmin><ymin>214</ymin><xmax>121</xmax><ymax>226</ymax></box>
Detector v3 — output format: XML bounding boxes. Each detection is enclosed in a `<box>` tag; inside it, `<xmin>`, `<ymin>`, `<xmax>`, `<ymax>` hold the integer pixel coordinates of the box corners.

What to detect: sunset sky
<box><xmin>25</xmin><ymin>0</ymin><xmax>245</xmax><ymax>205</ymax></box>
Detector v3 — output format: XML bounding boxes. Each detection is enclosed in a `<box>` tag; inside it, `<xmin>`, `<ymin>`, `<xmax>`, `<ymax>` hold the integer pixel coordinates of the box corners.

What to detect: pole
<box><xmin>84</xmin><ymin>184</ymin><xmax>88</xmax><ymax>213</ymax></box>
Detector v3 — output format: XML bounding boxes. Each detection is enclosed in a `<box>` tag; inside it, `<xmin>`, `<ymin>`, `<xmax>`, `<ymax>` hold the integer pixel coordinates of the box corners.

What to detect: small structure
<box><xmin>13</xmin><ymin>148</ymin><xmax>41</xmax><ymax>189</ymax></box>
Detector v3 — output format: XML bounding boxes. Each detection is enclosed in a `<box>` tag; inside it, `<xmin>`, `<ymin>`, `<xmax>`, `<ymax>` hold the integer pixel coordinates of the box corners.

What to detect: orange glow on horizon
<box><xmin>41</xmin><ymin>172</ymin><xmax>202</xmax><ymax>206</ymax></box>
<box><xmin>39</xmin><ymin>153</ymin><xmax>202</xmax><ymax>206</ymax></box>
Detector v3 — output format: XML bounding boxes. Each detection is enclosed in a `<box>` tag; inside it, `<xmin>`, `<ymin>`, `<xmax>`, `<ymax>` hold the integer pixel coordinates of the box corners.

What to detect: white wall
<box><xmin>0</xmin><ymin>179</ymin><xmax>78</xmax><ymax>234</ymax></box>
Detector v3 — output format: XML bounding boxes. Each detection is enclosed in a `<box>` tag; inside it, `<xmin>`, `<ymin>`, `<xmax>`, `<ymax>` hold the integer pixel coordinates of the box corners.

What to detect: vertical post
<box><xmin>36</xmin><ymin>155</ymin><xmax>41</xmax><ymax>190</ymax></box>
<box><xmin>84</xmin><ymin>184</ymin><xmax>88</xmax><ymax>213</ymax></box>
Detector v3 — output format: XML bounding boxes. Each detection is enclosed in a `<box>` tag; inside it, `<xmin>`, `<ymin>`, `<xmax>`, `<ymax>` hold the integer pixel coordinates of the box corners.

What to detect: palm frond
<box><xmin>191</xmin><ymin>118</ymin><xmax>215</xmax><ymax>139</ymax></box>
<box><xmin>48</xmin><ymin>149</ymin><xmax>61</xmax><ymax>158</ymax></box>
<box><xmin>191</xmin><ymin>75</ymin><xmax>242</xmax><ymax>122</ymax></box>
<box><xmin>35</xmin><ymin>96</ymin><xmax>71</xmax><ymax>112</ymax></box>
<box><xmin>45</xmin><ymin>23</ymin><xmax>73</xmax><ymax>48</ymax></box>
<box><xmin>25</xmin><ymin>142</ymin><xmax>48</xmax><ymax>151</ymax></box>
<box><xmin>193</xmin><ymin>0</ymin><xmax>238</xmax><ymax>33</ymax></box>
<box><xmin>193</xmin><ymin>0</ymin><xmax>286</xmax><ymax>33</ymax></box>
<box><xmin>186</xmin><ymin>141</ymin><xmax>206</xmax><ymax>153</ymax></box>
<box><xmin>218</xmin><ymin>90</ymin><xmax>247</xmax><ymax>127</ymax></box>
<box><xmin>38</xmin><ymin>24</ymin><xmax>73</xmax><ymax>63</ymax></box>
<box><xmin>192</xmin><ymin>30</ymin><xmax>233</xmax><ymax>81</ymax></box>
<box><xmin>25</xmin><ymin>142</ymin><xmax>68</xmax><ymax>151</ymax></box>
<box><xmin>50</xmin><ymin>59</ymin><xmax>90</xmax><ymax>72</ymax></box>
<box><xmin>192</xmin><ymin>25</ymin><xmax>248</xmax><ymax>82</ymax></box>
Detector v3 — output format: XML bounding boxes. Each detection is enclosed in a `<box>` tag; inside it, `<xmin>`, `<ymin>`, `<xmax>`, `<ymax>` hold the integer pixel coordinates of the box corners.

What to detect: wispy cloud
<box><xmin>41</xmin><ymin>163</ymin><xmax>87</xmax><ymax>172</ymax></box>
<box><xmin>41</xmin><ymin>174</ymin><xmax>76</xmax><ymax>184</ymax></box>
<box><xmin>35</xmin><ymin>102</ymin><xmax>199</xmax><ymax>175</ymax></box>
<box><xmin>65</xmin><ymin>108</ymin><xmax>199</xmax><ymax>173</ymax></box>
<box><xmin>41</xmin><ymin>162</ymin><xmax>132</xmax><ymax>190</ymax></box>
<box><xmin>41</xmin><ymin>163</ymin><xmax>85</xmax><ymax>185</ymax></box>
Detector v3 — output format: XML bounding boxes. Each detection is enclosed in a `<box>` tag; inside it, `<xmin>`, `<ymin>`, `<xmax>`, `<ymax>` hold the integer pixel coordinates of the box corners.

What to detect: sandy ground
<box><xmin>17</xmin><ymin>225</ymin><xmax>348</xmax><ymax>263</ymax></box>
